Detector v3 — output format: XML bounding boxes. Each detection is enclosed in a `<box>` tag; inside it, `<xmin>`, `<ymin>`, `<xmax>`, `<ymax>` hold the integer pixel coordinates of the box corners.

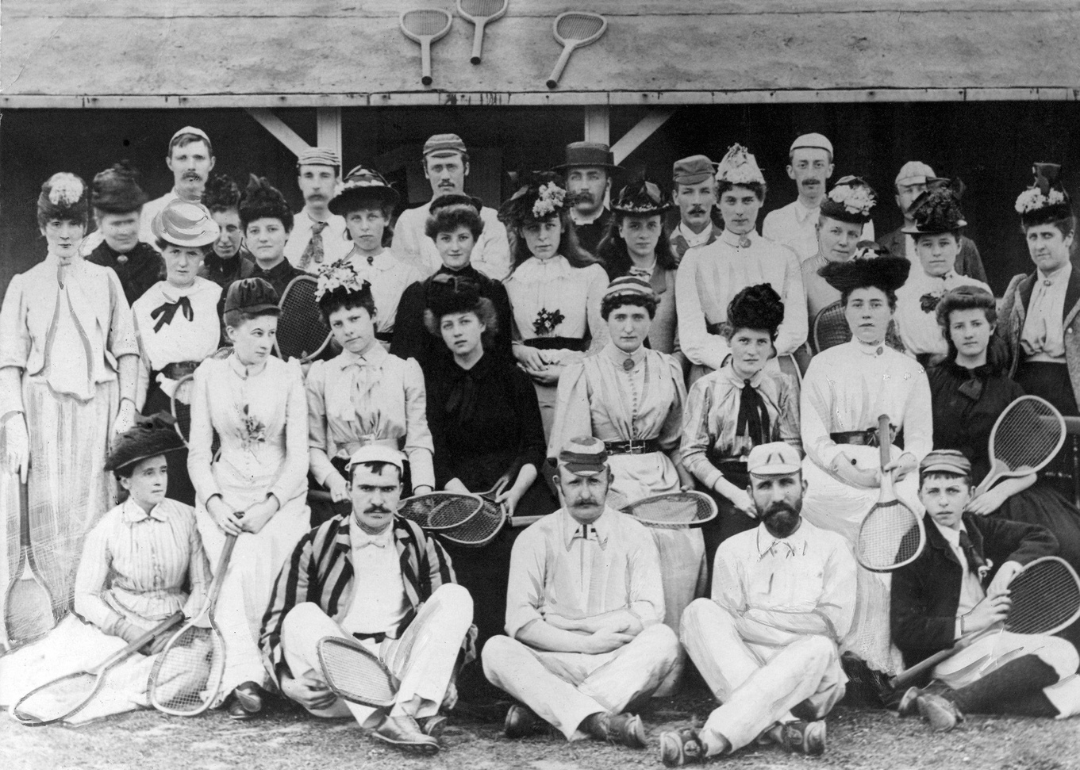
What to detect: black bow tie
<box><xmin>150</xmin><ymin>296</ymin><xmax>194</xmax><ymax>332</ymax></box>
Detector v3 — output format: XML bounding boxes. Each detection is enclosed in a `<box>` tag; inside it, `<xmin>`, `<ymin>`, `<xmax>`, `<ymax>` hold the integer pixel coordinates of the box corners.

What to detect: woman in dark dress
<box><xmin>929</xmin><ymin>284</ymin><xmax>1080</xmax><ymax>570</ymax></box>
<box><xmin>424</xmin><ymin>276</ymin><xmax>557</xmax><ymax>697</ymax></box>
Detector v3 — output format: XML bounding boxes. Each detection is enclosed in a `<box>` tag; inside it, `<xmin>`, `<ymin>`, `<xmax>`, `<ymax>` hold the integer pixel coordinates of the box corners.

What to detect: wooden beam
<box><xmin>245</xmin><ymin>108</ymin><xmax>311</xmax><ymax>157</ymax></box>
<box><xmin>583</xmin><ymin>106</ymin><xmax>610</xmax><ymax>145</ymax></box>
<box><xmin>611</xmin><ymin>109</ymin><xmax>677</xmax><ymax>165</ymax></box>
<box><xmin>316</xmin><ymin>107</ymin><xmax>343</xmax><ymax>168</ymax></box>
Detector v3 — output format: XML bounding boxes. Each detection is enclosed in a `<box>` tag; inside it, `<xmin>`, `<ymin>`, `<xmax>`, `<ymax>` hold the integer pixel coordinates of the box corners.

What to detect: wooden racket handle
<box><xmin>510</xmin><ymin>515</ymin><xmax>546</xmax><ymax>528</ymax></box>
<box><xmin>104</xmin><ymin>611</ymin><xmax>185</xmax><ymax>669</ymax></box>
<box><xmin>889</xmin><ymin>625</ymin><xmax>995</xmax><ymax>689</ymax></box>
<box><xmin>877</xmin><ymin>414</ymin><xmax>891</xmax><ymax>468</ymax></box>
<box><xmin>421</xmin><ymin>40</ymin><xmax>433</xmax><ymax>85</ymax></box>
<box><xmin>470</xmin><ymin>22</ymin><xmax>485</xmax><ymax>64</ymax></box>
<box><xmin>547</xmin><ymin>45</ymin><xmax>574</xmax><ymax>89</ymax></box>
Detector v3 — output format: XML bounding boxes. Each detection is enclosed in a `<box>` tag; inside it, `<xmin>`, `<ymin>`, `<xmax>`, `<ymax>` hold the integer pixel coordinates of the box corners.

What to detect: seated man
<box><xmin>892</xmin><ymin>450</ymin><xmax>1080</xmax><ymax>731</ymax></box>
<box><xmin>661</xmin><ymin>442</ymin><xmax>856</xmax><ymax>765</ymax></box>
<box><xmin>482</xmin><ymin>436</ymin><xmax>680</xmax><ymax>749</ymax></box>
<box><xmin>259</xmin><ymin>446</ymin><xmax>475</xmax><ymax>755</ymax></box>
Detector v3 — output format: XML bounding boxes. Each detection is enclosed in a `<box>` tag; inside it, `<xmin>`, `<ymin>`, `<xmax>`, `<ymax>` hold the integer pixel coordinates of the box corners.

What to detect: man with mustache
<box><xmin>763</xmin><ymin>134</ymin><xmax>874</xmax><ymax>262</ymax></box>
<box><xmin>555</xmin><ymin>141</ymin><xmax>622</xmax><ymax>257</ymax></box>
<box><xmin>660</xmin><ymin>442</ymin><xmax>857</xmax><ymax>765</ymax></box>
<box><xmin>260</xmin><ymin>445</ymin><xmax>475</xmax><ymax>754</ymax></box>
<box><xmin>392</xmin><ymin>133</ymin><xmax>511</xmax><ymax>280</ymax></box>
<box><xmin>669</xmin><ymin>155</ymin><xmax>723</xmax><ymax>263</ymax></box>
<box><xmin>284</xmin><ymin>147</ymin><xmax>351</xmax><ymax>273</ymax></box>
<box><xmin>483</xmin><ymin>436</ymin><xmax>680</xmax><ymax>749</ymax></box>
<box><xmin>877</xmin><ymin>161</ymin><xmax>987</xmax><ymax>283</ymax></box>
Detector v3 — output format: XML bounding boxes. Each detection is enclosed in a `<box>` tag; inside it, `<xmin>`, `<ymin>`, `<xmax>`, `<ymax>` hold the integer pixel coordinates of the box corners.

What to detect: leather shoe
<box><xmin>227</xmin><ymin>698</ymin><xmax>257</xmax><ymax>721</ymax></box>
<box><xmin>779</xmin><ymin>720</ymin><xmax>826</xmax><ymax>755</ymax></box>
<box><xmin>504</xmin><ymin>704</ymin><xmax>549</xmax><ymax>739</ymax></box>
<box><xmin>419</xmin><ymin>714</ymin><xmax>447</xmax><ymax>739</ymax></box>
<box><xmin>373</xmin><ymin>715</ymin><xmax>440</xmax><ymax>754</ymax></box>
<box><xmin>233</xmin><ymin>682</ymin><xmax>263</xmax><ymax>714</ymax></box>
<box><xmin>898</xmin><ymin>686</ymin><xmax>963</xmax><ymax>732</ymax></box>
<box><xmin>659</xmin><ymin>727</ymin><xmax>713</xmax><ymax>766</ymax></box>
<box><xmin>588</xmin><ymin>712</ymin><xmax>647</xmax><ymax>749</ymax></box>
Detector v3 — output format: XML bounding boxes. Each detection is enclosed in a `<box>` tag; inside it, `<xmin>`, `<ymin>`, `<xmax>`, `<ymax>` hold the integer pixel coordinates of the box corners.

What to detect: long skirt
<box><xmin>16</xmin><ymin>378</ymin><xmax>116</xmax><ymax>627</ymax></box>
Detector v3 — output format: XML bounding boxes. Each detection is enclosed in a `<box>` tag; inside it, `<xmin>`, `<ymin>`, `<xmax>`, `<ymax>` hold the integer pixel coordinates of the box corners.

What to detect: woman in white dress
<box><xmin>800</xmin><ymin>253</ymin><xmax>931</xmax><ymax>676</ymax></box>
<box><xmin>500</xmin><ymin>172</ymin><xmax>610</xmax><ymax>438</ymax></box>
<box><xmin>187</xmin><ymin>278</ymin><xmax>310</xmax><ymax>718</ymax></box>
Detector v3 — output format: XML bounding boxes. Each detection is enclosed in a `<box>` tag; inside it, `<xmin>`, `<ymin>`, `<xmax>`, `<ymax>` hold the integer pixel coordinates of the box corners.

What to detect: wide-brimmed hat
<box><xmin>820</xmin><ymin>176</ymin><xmax>876</xmax><ymax>225</ymax></box>
<box><xmin>1016</xmin><ymin>163</ymin><xmax>1073</xmax><ymax>228</ymax></box>
<box><xmin>38</xmin><ymin>172</ymin><xmax>89</xmax><ymax>224</ymax></box>
<box><xmin>498</xmin><ymin>171</ymin><xmax>578</xmax><ymax>228</ymax></box>
<box><xmin>611</xmin><ymin>177</ymin><xmax>674</xmax><ymax>216</ymax></box>
<box><xmin>224</xmin><ymin>277</ymin><xmax>280</xmax><ymax>315</ymax></box>
<box><xmin>902</xmin><ymin>180</ymin><xmax>967</xmax><ymax>235</ymax></box>
<box><xmin>152</xmin><ymin>199</ymin><xmax>220</xmax><ymax>248</ymax></box>
<box><xmin>819</xmin><ymin>251</ymin><xmax>910</xmax><ymax>296</ymax></box>
<box><xmin>554</xmin><ymin>141</ymin><xmax>623</xmax><ymax>172</ymax></box>
<box><xmin>328</xmin><ymin>165</ymin><xmax>400</xmax><ymax>215</ymax></box>
<box><xmin>91</xmin><ymin>162</ymin><xmax>149</xmax><ymax>214</ymax></box>
<box><xmin>105</xmin><ymin>417</ymin><xmax>186</xmax><ymax>472</ymax></box>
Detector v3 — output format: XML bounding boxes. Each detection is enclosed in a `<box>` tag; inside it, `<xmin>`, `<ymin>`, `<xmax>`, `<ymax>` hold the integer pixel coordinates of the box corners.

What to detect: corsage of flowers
<box><xmin>1015</xmin><ymin>187</ymin><xmax>1066</xmax><ymax>214</ymax></box>
<box><xmin>533</xmin><ymin>307</ymin><xmax>565</xmax><ymax>336</ymax></box>
<box><xmin>828</xmin><ymin>184</ymin><xmax>876</xmax><ymax>217</ymax></box>
<box><xmin>315</xmin><ymin>261</ymin><xmax>365</xmax><ymax>302</ymax></box>
<box><xmin>49</xmin><ymin>174</ymin><xmax>84</xmax><ymax>206</ymax></box>
<box><xmin>533</xmin><ymin>182</ymin><xmax>567</xmax><ymax>219</ymax></box>
<box><xmin>919</xmin><ymin>291</ymin><xmax>944</xmax><ymax>314</ymax></box>
<box><xmin>240</xmin><ymin>403</ymin><xmax>267</xmax><ymax>451</ymax></box>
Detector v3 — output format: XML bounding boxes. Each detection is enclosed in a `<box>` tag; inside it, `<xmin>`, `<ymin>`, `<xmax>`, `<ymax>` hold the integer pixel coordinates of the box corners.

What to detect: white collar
<box><xmin>570</xmin><ymin>207</ymin><xmax>606</xmax><ymax>226</ymax></box>
<box><xmin>513</xmin><ymin>255</ymin><xmax>572</xmax><ymax>281</ymax></box>
<box><xmin>793</xmin><ymin>198</ymin><xmax>820</xmax><ymax>222</ymax></box>
<box><xmin>560</xmin><ymin>507</ymin><xmax>614</xmax><ymax>550</ymax></box>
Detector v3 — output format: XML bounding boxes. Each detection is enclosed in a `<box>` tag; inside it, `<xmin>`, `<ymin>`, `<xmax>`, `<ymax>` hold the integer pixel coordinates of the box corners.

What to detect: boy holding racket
<box><xmin>891</xmin><ymin>449</ymin><xmax>1080</xmax><ymax>730</ymax></box>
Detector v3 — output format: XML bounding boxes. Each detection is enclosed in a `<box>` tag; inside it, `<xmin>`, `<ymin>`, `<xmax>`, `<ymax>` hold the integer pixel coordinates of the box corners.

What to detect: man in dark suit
<box><xmin>877</xmin><ymin>162</ymin><xmax>987</xmax><ymax>283</ymax></box>
<box><xmin>890</xmin><ymin>450</ymin><xmax>1080</xmax><ymax>731</ymax></box>
<box><xmin>668</xmin><ymin>155</ymin><xmax>723</xmax><ymax>264</ymax></box>
<box><xmin>555</xmin><ymin>142</ymin><xmax>622</xmax><ymax>256</ymax></box>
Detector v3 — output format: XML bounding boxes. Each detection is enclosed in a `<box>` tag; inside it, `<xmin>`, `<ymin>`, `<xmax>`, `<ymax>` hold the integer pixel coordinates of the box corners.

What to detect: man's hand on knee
<box><xmin>281</xmin><ymin>669</ymin><xmax>338</xmax><ymax>711</ymax></box>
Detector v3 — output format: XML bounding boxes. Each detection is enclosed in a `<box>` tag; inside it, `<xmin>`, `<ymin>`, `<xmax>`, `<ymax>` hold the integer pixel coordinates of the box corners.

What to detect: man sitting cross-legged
<box><xmin>661</xmin><ymin>442</ymin><xmax>857</xmax><ymax>764</ymax></box>
<box><xmin>482</xmin><ymin>436</ymin><xmax>681</xmax><ymax>749</ymax></box>
<box><xmin>259</xmin><ymin>446</ymin><xmax>475</xmax><ymax>755</ymax></box>
<box><xmin>892</xmin><ymin>449</ymin><xmax>1080</xmax><ymax>731</ymax></box>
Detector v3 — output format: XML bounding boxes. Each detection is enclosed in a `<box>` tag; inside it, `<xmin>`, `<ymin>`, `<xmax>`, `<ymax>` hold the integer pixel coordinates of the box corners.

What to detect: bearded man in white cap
<box><xmin>660</xmin><ymin>442</ymin><xmax>856</xmax><ymax>765</ymax></box>
<box><xmin>260</xmin><ymin>445</ymin><xmax>474</xmax><ymax>755</ymax></box>
<box><xmin>876</xmin><ymin>161</ymin><xmax>987</xmax><ymax>282</ymax></box>
<box><xmin>763</xmin><ymin>133</ymin><xmax>874</xmax><ymax>262</ymax></box>
<box><xmin>284</xmin><ymin>147</ymin><xmax>350</xmax><ymax>273</ymax></box>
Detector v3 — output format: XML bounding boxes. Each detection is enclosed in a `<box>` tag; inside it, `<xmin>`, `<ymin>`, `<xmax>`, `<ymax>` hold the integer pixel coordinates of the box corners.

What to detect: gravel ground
<box><xmin>2</xmin><ymin>685</ymin><xmax>1079</xmax><ymax>770</ymax></box>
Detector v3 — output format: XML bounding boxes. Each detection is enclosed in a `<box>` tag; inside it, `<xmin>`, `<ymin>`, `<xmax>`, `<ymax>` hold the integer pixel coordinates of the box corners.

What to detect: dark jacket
<box><xmin>877</xmin><ymin>228</ymin><xmax>988</xmax><ymax>285</ymax></box>
<box><xmin>86</xmin><ymin>241</ymin><xmax>164</xmax><ymax>306</ymax></box>
<box><xmin>890</xmin><ymin>512</ymin><xmax>1057</xmax><ymax>669</ymax></box>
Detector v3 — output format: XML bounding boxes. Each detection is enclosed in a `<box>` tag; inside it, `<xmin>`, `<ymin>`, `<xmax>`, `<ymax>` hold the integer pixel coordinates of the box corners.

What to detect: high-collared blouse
<box><xmin>0</xmin><ymin>253</ymin><xmax>137</xmax><ymax>409</ymax></box>
<box><xmin>343</xmin><ymin>248</ymin><xmax>424</xmax><ymax>337</ymax></box>
<box><xmin>1021</xmin><ymin>263</ymin><xmax>1072</xmax><ymax>362</ymax></box>
<box><xmin>504</xmin><ymin>506</ymin><xmax>665</xmax><ymax>638</ymax></box>
<box><xmin>894</xmin><ymin>270</ymin><xmax>991</xmax><ymax>357</ymax></box>
<box><xmin>306</xmin><ymin>344</ymin><xmax>435</xmax><ymax>490</ymax></box>
<box><xmin>504</xmin><ymin>255</ymin><xmax>609</xmax><ymax>350</ymax></box>
<box><xmin>675</xmin><ymin>230</ymin><xmax>807</xmax><ymax>371</ymax></box>
<box><xmin>680</xmin><ymin>363</ymin><xmax>801</xmax><ymax>490</ymax></box>
<box><xmin>131</xmin><ymin>277</ymin><xmax>223</xmax><ymax>408</ymax></box>
<box><xmin>74</xmin><ymin>498</ymin><xmax>212</xmax><ymax>634</ymax></box>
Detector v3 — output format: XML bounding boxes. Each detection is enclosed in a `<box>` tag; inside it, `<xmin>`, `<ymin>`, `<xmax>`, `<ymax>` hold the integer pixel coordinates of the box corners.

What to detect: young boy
<box><xmin>891</xmin><ymin>449</ymin><xmax>1080</xmax><ymax>730</ymax></box>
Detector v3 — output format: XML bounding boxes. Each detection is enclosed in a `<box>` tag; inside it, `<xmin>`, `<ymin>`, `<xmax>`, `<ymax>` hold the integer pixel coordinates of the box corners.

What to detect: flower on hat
<box><xmin>533</xmin><ymin>182</ymin><xmax>567</xmax><ymax>219</ymax></box>
<box><xmin>315</xmin><ymin>261</ymin><xmax>365</xmax><ymax>302</ymax></box>
<box><xmin>1015</xmin><ymin>187</ymin><xmax>1067</xmax><ymax>214</ymax></box>
<box><xmin>716</xmin><ymin>145</ymin><xmax>765</xmax><ymax>186</ymax></box>
<box><xmin>48</xmin><ymin>174</ymin><xmax>84</xmax><ymax>207</ymax></box>
<box><xmin>827</xmin><ymin>180</ymin><xmax>876</xmax><ymax>217</ymax></box>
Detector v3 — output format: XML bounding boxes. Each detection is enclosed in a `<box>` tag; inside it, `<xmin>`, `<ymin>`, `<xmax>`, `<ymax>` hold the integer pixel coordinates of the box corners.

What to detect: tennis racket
<box><xmin>440</xmin><ymin>475</ymin><xmax>511</xmax><ymax>548</ymax></box>
<box><xmin>621</xmin><ymin>491</ymin><xmax>718</xmax><ymax>530</ymax></box>
<box><xmin>400</xmin><ymin>9</ymin><xmax>453</xmax><ymax>86</ymax></box>
<box><xmin>811</xmin><ymin>301</ymin><xmax>851</xmax><ymax>353</ymax></box>
<box><xmin>891</xmin><ymin>556</ymin><xmax>1080</xmax><ymax>688</ymax></box>
<box><xmin>547</xmin><ymin>12</ymin><xmax>608</xmax><ymax>89</ymax></box>
<box><xmin>855</xmin><ymin>415</ymin><xmax>925</xmax><ymax>572</ymax></box>
<box><xmin>974</xmin><ymin>396</ymin><xmax>1066</xmax><ymax>497</ymax></box>
<box><xmin>11</xmin><ymin>611</ymin><xmax>184</xmax><ymax>725</ymax></box>
<box><xmin>276</xmin><ymin>275</ymin><xmax>332</xmax><ymax>363</ymax></box>
<box><xmin>3</xmin><ymin>468</ymin><xmax>57</xmax><ymax>650</ymax></box>
<box><xmin>171</xmin><ymin>374</ymin><xmax>195</xmax><ymax>446</ymax></box>
<box><xmin>457</xmin><ymin>0</ymin><xmax>508</xmax><ymax>64</ymax></box>
<box><xmin>317</xmin><ymin>636</ymin><xmax>398</xmax><ymax>709</ymax></box>
<box><xmin>397</xmin><ymin>492</ymin><xmax>484</xmax><ymax>530</ymax></box>
<box><xmin>148</xmin><ymin>529</ymin><xmax>238</xmax><ymax>716</ymax></box>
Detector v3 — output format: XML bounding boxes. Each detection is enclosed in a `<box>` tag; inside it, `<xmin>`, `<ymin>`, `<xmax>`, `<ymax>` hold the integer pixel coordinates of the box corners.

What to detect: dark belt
<box><xmin>352</xmin><ymin>631</ymin><xmax>386</xmax><ymax>644</ymax></box>
<box><xmin>707</xmin><ymin>455</ymin><xmax>750</xmax><ymax>489</ymax></box>
<box><xmin>604</xmin><ymin>438</ymin><xmax>662</xmax><ymax>455</ymax></box>
<box><xmin>154</xmin><ymin>361</ymin><xmax>200</xmax><ymax>381</ymax></box>
<box><xmin>831</xmin><ymin>427</ymin><xmax>903</xmax><ymax>448</ymax></box>
<box><xmin>524</xmin><ymin>337</ymin><xmax>589</xmax><ymax>352</ymax></box>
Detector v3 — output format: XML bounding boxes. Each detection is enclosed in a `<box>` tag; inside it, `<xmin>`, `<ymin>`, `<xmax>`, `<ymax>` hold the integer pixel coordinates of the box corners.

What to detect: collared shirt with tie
<box><xmin>342</xmin><ymin>526</ymin><xmax>410</xmax><ymax>636</ymax></box>
<box><xmin>284</xmin><ymin>211</ymin><xmax>349</xmax><ymax>273</ymax></box>
<box><xmin>932</xmin><ymin>520</ymin><xmax>987</xmax><ymax>635</ymax></box>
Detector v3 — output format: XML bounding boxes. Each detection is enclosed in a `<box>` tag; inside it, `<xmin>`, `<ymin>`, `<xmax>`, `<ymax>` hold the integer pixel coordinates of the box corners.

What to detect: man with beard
<box><xmin>392</xmin><ymin>133</ymin><xmax>511</xmax><ymax>280</ymax></box>
<box><xmin>482</xmin><ymin>436</ymin><xmax>680</xmax><ymax>749</ymax></box>
<box><xmin>284</xmin><ymin>147</ymin><xmax>351</xmax><ymax>273</ymax></box>
<box><xmin>660</xmin><ymin>442</ymin><xmax>857</xmax><ymax>765</ymax></box>
<box><xmin>669</xmin><ymin>155</ymin><xmax>723</xmax><ymax>263</ymax></box>
<box><xmin>876</xmin><ymin>162</ymin><xmax>987</xmax><ymax>283</ymax></box>
<box><xmin>763</xmin><ymin>134</ymin><xmax>874</xmax><ymax>262</ymax></box>
<box><xmin>555</xmin><ymin>141</ymin><xmax>621</xmax><ymax>257</ymax></box>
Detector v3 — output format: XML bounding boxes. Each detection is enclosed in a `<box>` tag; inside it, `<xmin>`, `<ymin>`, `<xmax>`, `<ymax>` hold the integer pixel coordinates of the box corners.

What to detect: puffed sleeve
<box><xmin>132</xmin><ymin>309</ymin><xmax>152</xmax><ymax>412</ymax></box>
<box><xmin>901</xmin><ymin>365</ymin><xmax>933</xmax><ymax>462</ymax></box>
<box><xmin>658</xmin><ymin>355</ymin><xmax>688</xmax><ymax>451</ymax></box>
<box><xmin>0</xmin><ymin>274</ymin><xmax>30</xmax><ymax>417</ymax></box>
<box><xmin>402</xmin><ymin>357</ymin><xmax>435</xmax><ymax>490</ymax></box>
<box><xmin>269</xmin><ymin>361</ymin><xmax>311</xmax><ymax>506</ymax></box>
<box><xmin>773</xmin><ymin>245</ymin><xmax>808</xmax><ymax>356</ymax></box>
<box><xmin>584</xmin><ymin>265</ymin><xmax>610</xmax><ymax>354</ymax></box>
<box><xmin>776</xmin><ymin>373</ymin><xmax>802</xmax><ymax>453</ymax></box>
<box><xmin>475</xmin><ymin>211</ymin><xmax>512</xmax><ymax>282</ymax></box>
<box><xmin>187</xmin><ymin>361</ymin><xmax>221</xmax><ymax>505</ymax></box>
<box><xmin>676</xmin><ymin>248</ymin><xmax>730</xmax><ymax>370</ymax></box>
<box><xmin>305</xmin><ymin>361</ymin><xmax>337</xmax><ymax>486</ymax></box>
<box><xmin>800</xmin><ymin>356</ymin><xmax>842</xmax><ymax>470</ymax></box>
<box><xmin>547</xmin><ymin>359</ymin><xmax>591</xmax><ymax>461</ymax></box>
<box><xmin>105</xmin><ymin>268</ymin><xmax>138</xmax><ymax>360</ymax></box>
<box><xmin>680</xmin><ymin>377</ymin><xmax>722</xmax><ymax>489</ymax></box>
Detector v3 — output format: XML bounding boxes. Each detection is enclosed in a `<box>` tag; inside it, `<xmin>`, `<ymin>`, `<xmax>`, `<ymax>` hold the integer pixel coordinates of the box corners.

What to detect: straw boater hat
<box><xmin>105</xmin><ymin>418</ymin><xmax>186</xmax><ymax>473</ymax></box>
<box><xmin>151</xmin><ymin>199</ymin><xmax>220</xmax><ymax>248</ymax></box>
<box><xmin>554</xmin><ymin>141</ymin><xmax>623</xmax><ymax>173</ymax></box>
<box><xmin>902</xmin><ymin>180</ymin><xmax>967</xmax><ymax>235</ymax></box>
<box><xmin>1015</xmin><ymin>163</ymin><xmax>1073</xmax><ymax>228</ymax></box>
<box><xmin>611</xmin><ymin>177</ymin><xmax>674</xmax><ymax>217</ymax></box>
<box><xmin>727</xmin><ymin>284</ymin><xmax>785</xmax><ymax>338</ymax></box>
<box><xmin>328</xmin><ymin>165</ymin><xmax>400</xmax><ymax>214</ymax></box>
<box><xmin>498</xmin><ymin>171</ymin><xmax>578</xmax><ymax>229</ymax></box>
<box><xmin>820</xmin><ymin>176</ymin><xmax>876</xmax><ymax>226</ymax></box>
<box><xmin>90</xmin><ymin>162</ymin><xmax>149</xmax><ymax>214</ymax></box>
<box><xmin>38</xmin><ymin>172</ymin><xmax>89</xmax><ymax>224</ymax></box>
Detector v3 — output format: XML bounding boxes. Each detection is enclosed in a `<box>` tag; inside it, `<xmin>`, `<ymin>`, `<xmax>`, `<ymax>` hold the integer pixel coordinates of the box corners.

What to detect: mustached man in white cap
<box><xmin>392</xmin><ymin>133</ymin><xmax>511</xmax><ymax>280</ymax></box>
<box><xmin>284</xmin><ymin>147</ymin><xmax>351</xmax><ymax>273</ymax></box>
<box><xmin>260</xmin><ymin>445</ymin><xmax>474</xmax><ymax>755</ymax></box>
<box><xmin>763</xmin><ymin>133</ymin><xmax>874</xmax><ymax>262</ymax></box>
<box><xmin>660</xmin><ymin>442</ymin><xmax>856</xmax><ymax>765</ymax></box>
<box><xmin>876</xmin><ymin>161</ymin><xmax>987</xmax><ymax>283</ymax></box>
<box><xmin>483</xmin><ymin>436</ymin><xmax>680</xmax><ymax>750</ymax></box>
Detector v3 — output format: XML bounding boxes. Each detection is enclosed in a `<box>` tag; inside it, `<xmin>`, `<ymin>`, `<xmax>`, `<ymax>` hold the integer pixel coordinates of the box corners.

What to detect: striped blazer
<box><xmin>259</xmin><ymin>514</ymin><xmax>468</xmax><ymax>683</ymax></box>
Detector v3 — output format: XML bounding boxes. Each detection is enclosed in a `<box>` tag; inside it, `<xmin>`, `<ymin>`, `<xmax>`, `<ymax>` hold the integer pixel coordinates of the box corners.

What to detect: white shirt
<box><xmin>284</xmin><ymin>211</ymin><xmax>350</xmax><ymax>273</ymax></box>
<box><xmin>1022</xmin><ymin>263</ymin><xmax>1073</xmax><ymax>362</ymax></box>
<box><xmin>675</xmin><ymin>222</ymin><xmax>714</xmax><ymax>250</ymax></box>
<box><xmin>342</xmin><ymin>527</ymin><xmax>409</xmax><ymax>636</ymax></box>
<box><xmin>343</xmin><ymin>248</ymin><xmax>423</xmax><ymax>337</ymax></box>
<box><xmin>894</xmin><ymin>271</ymin><xmax>991</xmax><ymax>357</ymax></box>
<box><xmin>763</xmin><ymin>199</ymin><xmax>875</xmax><ymax>263</ymax></box>
<box><xmin>392</xmin><ymin>202</ymin><xmax>511</xmax><ymax>281</ymax></box>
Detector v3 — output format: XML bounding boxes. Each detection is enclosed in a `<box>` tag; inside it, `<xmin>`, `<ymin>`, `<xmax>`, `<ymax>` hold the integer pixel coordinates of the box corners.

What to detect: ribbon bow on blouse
<box><xmin>446</xmin><ymin>366</ymin><xmax>481</xmax><ymax>426</ymax></box>
<box><xmin>736</xmin><ymin>380</ymin><xmax>771</xmax><ymax>446</ymax></box>
<box><xmin>150</xmin><ymin>296</ymin><xmax>194</xmax><ymax>332</ymax></box>
<box><xmin>354</xmin><ymin>531</ymin><xmax>391</xmax><ymax>549</ymax></box>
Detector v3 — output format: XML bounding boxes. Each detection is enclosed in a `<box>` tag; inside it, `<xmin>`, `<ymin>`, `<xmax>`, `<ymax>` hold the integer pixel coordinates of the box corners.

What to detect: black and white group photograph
<box><xmin>3</xmin><ymin>2</ymin><xmax>1080</xmax><ymax>768</ymax></box>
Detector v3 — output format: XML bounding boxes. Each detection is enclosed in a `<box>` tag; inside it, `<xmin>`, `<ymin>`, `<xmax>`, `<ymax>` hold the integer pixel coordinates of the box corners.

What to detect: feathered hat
<box><xmin>820</xmin><ymin>176</ymin><xmax>876</xmax><ymax>225</ymax></box>
<box><xmin>239</xmin><ymin>175</ymin><xmax>293</xmax><ymax>232</ymax></box>
<box><xmin>727</xmin><ymin>283</ymin><xmax>785</xmax><ymax>336</ymax></box>
<box><xmin>902</xmin><ymin>178</ymin><xmax>967</xmax><ymax>235</ymax></box>
<box><xmin>611</xmin><ymin>175</ymin><xmax>674</xmax><ymax>217</ymax></box>
<box><xmin>818</xmin><ymin>247</ymin><xmax>910</xmax><ymax>295</ymax></box>
<box><xmin>37</xmin><ymin>172</ymin><xmax>89</xmax><ymax>225</ymax></box>
<box><xmin>90</xmin><ymin>161</ymin><xmax>149</xmax><ymax>214</ymax></box>
<box><xmin>1015</xmin><ymin>163</ymin><xmax>1073</xmax><ymax>228</ymax></box>
<box><xmin>203</xmin><ymin>173</ymin><xmax>242</xmax><ymax>213</ymax></box>
<box><xmin>498</xmin><ymin>171</ymin><xmax>581</xmax><ymax>228</ymax></box>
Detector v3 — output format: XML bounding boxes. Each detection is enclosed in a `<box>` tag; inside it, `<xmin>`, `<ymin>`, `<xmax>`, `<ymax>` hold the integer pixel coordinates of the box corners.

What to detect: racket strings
<box><xmin>150</xmin><ymin>626</ymin><xmax>223</xmax><ymax>714</ymax></box>
<box><xmin>4</xmin><ymin>584</ymin><xmax>55</xmax><ymax>646</ymax></box>
<box><xmin>320</xmin><ymin>640</ymin><xmax>397</xmax><ymax>703</ymax></box>
<box><xmin>813</xmin><ymin>304</ymin><xmax>851</xmax><ymax>352</ymax></box>
<box><xmin>994</xmin><ymin>403</ymin><xmax>1063</xmax><ymax>470</ymax></box>
<box><xmin>622</xmin><ymin>492</ymin><xmax>717</xmax><ymax>527</ymax></box>
<box><xmin>442</xmin><ymin>500</ymin><xmax>504</xmax><ymax>546</ymax></box>
<box><xmin>278</xmin><ymin>283</ymin><xmax>330</xmax><ymax>360</ymax></box>
<box><xmin>1006</xmin><ymin>562</ymin><xmax>1080</xmax><ymax>634</ymax></box>
<box><xmin>427</xmin><ymin>497</ymin><xmax>484</xmax><ymax>529</ymax></box>
<box><xmin>403</xmin><ymin>10</ymin><xmax>451</xmax><ymax>35</ymax></box>
<box><xmin>13</xmin><ymin>672</ymin><xmax>97</xmax><ymax>723</ymax></box>
<box><xmin>459</xmin><ymin>0</ymin><xmax>504</xmax><ymax>16</ymax></box>
<box><xmin>557</xmin><ymin>14</ymin><xmax>604</xmax><ymax>40</ymax></box>
<box><xmin>857</xmin><ymin>501</ymin><xmax>922</xmax><ymax>568</ymax></box>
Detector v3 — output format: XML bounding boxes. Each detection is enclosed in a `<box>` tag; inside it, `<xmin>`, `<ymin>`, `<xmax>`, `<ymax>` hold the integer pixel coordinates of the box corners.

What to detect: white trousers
<box><xmin>681</xmin><ymin>599</ymin><xmax>845</xmax><ymax>755</ymax></box>
<box><xmin>281</xmin><ymin>584</ymin><xmax>473</xmax><ymax>728</ymax></box>
<box><xmin>196</xmin><ymin>504</ymin><xmax>309</xmax><ymax>701</ymax></box>
<box><xmin>482</xmin><ymin>623</ymin><xmax>680</xmax><ymax>741</ymax></box>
